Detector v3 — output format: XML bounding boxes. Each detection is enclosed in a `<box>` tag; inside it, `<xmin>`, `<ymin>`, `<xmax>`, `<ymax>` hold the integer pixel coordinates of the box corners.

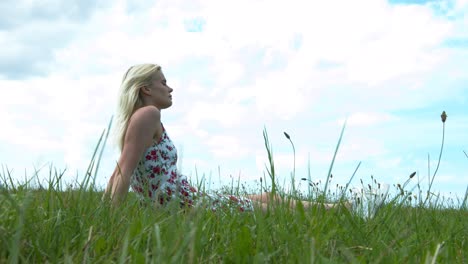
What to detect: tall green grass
<box><xmin>1</xmin><ymin>112</ymin><xmax>467</xmax><ymax>263</ymax></box>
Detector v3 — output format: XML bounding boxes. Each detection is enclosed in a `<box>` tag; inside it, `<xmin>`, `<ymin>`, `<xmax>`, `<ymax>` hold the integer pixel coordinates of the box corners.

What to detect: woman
<box><xmin>104</xmin><ymin>63</ymin><xmax>342</xmax><ymax>212</ymax></box>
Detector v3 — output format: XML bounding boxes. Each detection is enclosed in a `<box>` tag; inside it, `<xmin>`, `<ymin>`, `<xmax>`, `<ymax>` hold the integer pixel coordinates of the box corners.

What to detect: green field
<box><xmin>1</xmin><ymin>119</ymin><xmax>467</xmax><ymax>263</ymax></box>
<box><xmin>1</xmin><ymin>174</ymin><xmax>467</xmax><ymax>263</ymax></box>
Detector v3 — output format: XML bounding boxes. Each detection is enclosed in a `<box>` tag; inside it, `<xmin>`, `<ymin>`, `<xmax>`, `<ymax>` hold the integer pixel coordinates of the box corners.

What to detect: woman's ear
<box><xmin>140</xmin><ymin>86</ymin><xmax>151</xmax><ymax>96</ymax></box>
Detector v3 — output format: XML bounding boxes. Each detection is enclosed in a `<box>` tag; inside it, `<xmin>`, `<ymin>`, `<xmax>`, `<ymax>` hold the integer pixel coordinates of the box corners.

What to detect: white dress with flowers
<box><xmin>130</xmin><ymin>125</ymin><xmax>254</xmax><ymax>212</ymax></box>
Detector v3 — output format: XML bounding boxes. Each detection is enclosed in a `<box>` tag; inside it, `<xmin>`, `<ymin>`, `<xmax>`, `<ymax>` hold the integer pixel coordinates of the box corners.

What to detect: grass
<box><xmin>1</xmin><ymin>112</ymin><xmax>467</xmax><ymax>263</ymax></box>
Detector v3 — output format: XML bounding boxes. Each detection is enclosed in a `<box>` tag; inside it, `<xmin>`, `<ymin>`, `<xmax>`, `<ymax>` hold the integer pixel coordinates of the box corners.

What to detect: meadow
<box><xmin>1</xmin><ymin>113</ymin><xmax>467</xmax><ymax>263</ymax></box>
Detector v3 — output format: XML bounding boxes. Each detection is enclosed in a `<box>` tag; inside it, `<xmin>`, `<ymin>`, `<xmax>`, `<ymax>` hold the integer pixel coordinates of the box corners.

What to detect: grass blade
<box><xmin>263</xmin><ymin>127</ymin><xmax>277</xmax><ymax>197</ymax></box>
<box><xmin>93</xmin><ymin>116</ymin><xmax>114</xmax><ymax>188</ymax></box>
<box><xmin>323</xmin><ymin>118</ymin><xmax>347</xmax><ymax>198</ymax></box>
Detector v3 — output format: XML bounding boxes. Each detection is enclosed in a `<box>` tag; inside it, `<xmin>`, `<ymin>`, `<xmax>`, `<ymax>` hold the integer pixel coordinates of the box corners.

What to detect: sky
<box><xmin>1</xmin><ymin>0</ymin><xmax>467</xmax><ymax>201</ymax></box>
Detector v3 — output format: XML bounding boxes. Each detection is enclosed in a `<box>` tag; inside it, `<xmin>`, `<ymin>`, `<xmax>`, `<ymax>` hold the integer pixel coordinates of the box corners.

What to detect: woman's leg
<box><xmin>246</xmin><ymin>192</ymin><xmax>347</xmax><ymax>210</ymax></box>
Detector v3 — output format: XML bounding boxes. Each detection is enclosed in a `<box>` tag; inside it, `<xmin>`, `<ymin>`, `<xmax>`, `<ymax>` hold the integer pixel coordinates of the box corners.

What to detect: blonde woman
<box><xmin>104</xmin><ymin>63</ymin><xmax>343</xmax><ymax>212</ymax></box>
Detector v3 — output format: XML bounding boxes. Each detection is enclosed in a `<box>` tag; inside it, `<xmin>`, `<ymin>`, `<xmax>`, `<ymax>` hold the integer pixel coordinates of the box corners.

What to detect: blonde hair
<box><xmin>114</xmin><ymin>63</ymin><xmax>161</xmax><ymax>152</ymax></box>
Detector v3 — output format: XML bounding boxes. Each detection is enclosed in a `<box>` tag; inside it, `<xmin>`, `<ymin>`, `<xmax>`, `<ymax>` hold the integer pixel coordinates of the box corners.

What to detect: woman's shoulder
<box><xmin>127</xmin><ymin>106</ymin><xmax>162</xmax><ymax>135</ymax></box>
<box><xmin>132</xmin><ymin>105</ymin><xmax>161</xmax><ymax>120</ymax></box>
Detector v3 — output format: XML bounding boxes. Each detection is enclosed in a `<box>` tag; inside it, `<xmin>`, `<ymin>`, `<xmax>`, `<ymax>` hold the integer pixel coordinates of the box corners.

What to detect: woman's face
<box><xmin>146</xmin><ymin>70</ymin><xmax>173</xmax><ymax>110</ymax></box>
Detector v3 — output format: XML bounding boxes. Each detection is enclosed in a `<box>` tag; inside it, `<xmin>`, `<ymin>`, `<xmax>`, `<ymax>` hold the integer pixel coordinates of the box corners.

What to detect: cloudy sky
<box><xmin>1</xmin><ymin>0</ymin><xmax>467</xmax><ymax>200</ymax></box>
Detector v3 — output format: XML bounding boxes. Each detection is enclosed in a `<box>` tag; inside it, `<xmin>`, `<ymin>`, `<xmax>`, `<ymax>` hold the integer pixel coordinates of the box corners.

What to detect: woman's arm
<box><xmin>104</xmin><ymin>106</ymin><xmax>162</xmax><ymax>206</ymax></box>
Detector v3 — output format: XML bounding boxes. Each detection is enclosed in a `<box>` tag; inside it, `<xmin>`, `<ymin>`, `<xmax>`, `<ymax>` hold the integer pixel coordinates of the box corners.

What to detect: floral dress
<box><xmin>130</xmin><ymin>124</ymin><xmax>254</xmax><ymax>212</ymax></box>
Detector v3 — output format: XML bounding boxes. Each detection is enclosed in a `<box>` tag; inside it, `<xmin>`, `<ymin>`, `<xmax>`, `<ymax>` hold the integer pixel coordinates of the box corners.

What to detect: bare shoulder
<box><xmin>126</xmin><ymin>106</ymin><xmax>162</xmax><ymax>146</ymax></box>
<box><xmin>132</xmin><ymin>105</ymin><xmax>161</xmax><ymax>122</ymax></box>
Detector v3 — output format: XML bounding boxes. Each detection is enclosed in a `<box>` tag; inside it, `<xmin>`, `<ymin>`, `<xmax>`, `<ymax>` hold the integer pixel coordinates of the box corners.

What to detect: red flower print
<box><xmin>166</xmin><ymin>187</ymin><xmax>172</xmax><ymax>196</ymax></box>
<box><xmin>229</xmin><ymin>195</ymin><xmax>239</xmax><ymax>203</ymax></box>
<box><xmin>181</xmin><ymin>196</ymin><xmax>194</xmax><ymax>207</ymax></box>
<box><xmin>132</xmin><ymin>185</ymin><xmax>143</xmax><ymax>193</ymax></box>
<box><xmin>186</xmin><ymin>199</ymin><xmax>193</xmax><ymax>206</ymax></box>
<box><xmin>151</xmin><ymin>150</ymin><xmax>157</xmax><ymax>155</ymax></box>
<box><xmin>153</xmin><ymin>166</ymin><xmax>161</xmax><ymax>174</ymax></box>
<box><xmin>150</xmin><ymin>173</ymin><xmax>155</xmax><ymax>179</ymax></box>
<box><xmin>146</xmin><ymin>155</ymin><xmax>151</xmax><ymax>160</ymax></box>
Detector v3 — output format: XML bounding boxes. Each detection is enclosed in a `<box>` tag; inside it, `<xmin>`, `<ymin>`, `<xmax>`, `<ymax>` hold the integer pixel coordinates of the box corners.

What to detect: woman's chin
<box><xmin>164</xmin><ymin>102</ymin><xmax>173</xmax><ymax>109</ymax></box>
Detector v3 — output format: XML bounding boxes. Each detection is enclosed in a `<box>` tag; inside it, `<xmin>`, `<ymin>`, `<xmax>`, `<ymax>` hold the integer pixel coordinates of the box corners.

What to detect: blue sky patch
<box><xmin>316</xmin><ymin>60</ymin><xmax>341</xmax><ymax>70</ymax></box>
<box><xmin>443</xmin><ymin>38</ymin><xmax>468</xmax><ymax>48</ymax></box>
<box><xmin>388</xmin><ymin>0</ymin><xmax>458</xmax><ymax>19</ymax></box>
<box><xmin>290</xmin><ymin>33</ymin><xmax>303</xmax><ymax>51</ymax></box>
<box><xmin>184</xmin><ymin>17</ymin><xmax>206</xmax><ymax>32</ymax></box>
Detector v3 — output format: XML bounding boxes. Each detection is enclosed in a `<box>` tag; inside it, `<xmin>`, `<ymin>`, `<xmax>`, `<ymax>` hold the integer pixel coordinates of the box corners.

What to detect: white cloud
<box><xmin>47</xmin><ymin>0</ymin><xmax>464</xmax><ymax>124</ymax></box>
<box><xmin>340</xmin><ymin>112</ymin><xmax>400</xmax><ymax>127</ymax></box>
<box><xmin>211</xmin><ymin>61</ymin><xmax>245</xmax><ymax>88</ymax></box>
<box><xmin>184</xmin><ymin>102</ymin><xmax>249</xmax><ymax>129</ymax></box>
<box><xmin>455</xmin><ymin>0</ymin><xmax>468</xmax><ymax>10</ymax></box>
<box><xmin>205</xmin><ymin>135</ymin><xmax>251</xmax><ymax>159</ymax></box>
<box><xmin>254</xmin><ymin>151</ymin><xmax>307</xmax><ymax>173</ymax></box>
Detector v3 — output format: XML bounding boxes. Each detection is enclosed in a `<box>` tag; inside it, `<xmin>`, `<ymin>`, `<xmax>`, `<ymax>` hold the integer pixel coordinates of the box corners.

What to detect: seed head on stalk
<box><xmin>441</xmin><ymin>111</ymin><xmax>447</xmax><ymax>123</ymax></box>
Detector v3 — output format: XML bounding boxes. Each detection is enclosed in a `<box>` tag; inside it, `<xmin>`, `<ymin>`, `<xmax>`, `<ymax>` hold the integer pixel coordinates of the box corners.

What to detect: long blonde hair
<box><xmin>114</xmin><ymin>63</ymin><xmax>161</xmax><ymax>152</ymax></box>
